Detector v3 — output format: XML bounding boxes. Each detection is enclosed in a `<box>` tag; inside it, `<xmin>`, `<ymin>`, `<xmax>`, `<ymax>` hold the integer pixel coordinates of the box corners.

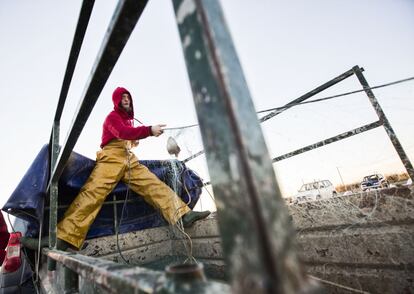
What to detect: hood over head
<box><xmin>112</xmin><ymin>87</ymin><xmax>134</xmax><ymax>119</ymax></box>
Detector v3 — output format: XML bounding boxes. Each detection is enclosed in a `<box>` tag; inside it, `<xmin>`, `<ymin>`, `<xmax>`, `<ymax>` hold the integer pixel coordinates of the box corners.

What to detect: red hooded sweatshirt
<box><xmin>100</xmin><ymin>87</ymin><xmax>152</xmax><ymax>148</ymax></box>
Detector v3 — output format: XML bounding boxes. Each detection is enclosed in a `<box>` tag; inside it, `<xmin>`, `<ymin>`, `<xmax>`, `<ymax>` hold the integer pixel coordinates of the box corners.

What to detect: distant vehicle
<box><xmin>342</xmin><ymin>191</ymin><xmax>353</xmax><ymax>196</ymax></box>
<box><xmin>293</xmin><ymin>180</ymin><xmax>337</xmax><ymax>202</ymax></box>
<box><xmin>0</xmin><ymin>214</ymin><xmax>35</xmax><ymax>294</ymax></box>
<box><xmin>360</xmin><ymin>174</ymin><xmax>389</xmax><ymax>191</ymax></box>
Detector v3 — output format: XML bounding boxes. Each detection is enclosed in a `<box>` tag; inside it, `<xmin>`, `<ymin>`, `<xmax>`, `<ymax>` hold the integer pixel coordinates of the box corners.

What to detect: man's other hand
<box><xmin>151</xmin><ymin>124</ymin><xmax>166</xmax><ymax>137</ymax></box>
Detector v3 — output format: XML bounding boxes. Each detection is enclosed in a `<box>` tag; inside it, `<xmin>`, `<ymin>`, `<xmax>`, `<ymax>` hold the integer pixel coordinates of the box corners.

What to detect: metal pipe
<box><xmin>260</xmin><ymin>67</ymin><xmax>356</xmax><ymax>123</ymax></box>
<box><xmin>272</xmin><ymin>121</ymin><xmax>382</xmax><ymax>162</ymax></box>
<box><xmin>353</xmin><ymin>66</ymin><xmax>414</xmax><ymax>181</ymax></box>
<box><xmin>183</xmin><ymin>66</ymin><xmax>357</xmax><ymax>163</ymax></box>
<box><xmin>44</xmin><ymin>197</ymin><xmax>137</xmax><ymax>211</ymax></box>
<box><xmin>53</xmin><ymin>0</ymin><xmax>95</xmax><ymax>123</ymax></box>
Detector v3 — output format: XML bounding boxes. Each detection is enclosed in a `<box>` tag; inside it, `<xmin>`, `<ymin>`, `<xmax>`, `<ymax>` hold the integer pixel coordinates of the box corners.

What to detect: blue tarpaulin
<box><xmin>2</xmin><ymin>145</ymin><xmax>203</xmax><ymax>239</ymax></box>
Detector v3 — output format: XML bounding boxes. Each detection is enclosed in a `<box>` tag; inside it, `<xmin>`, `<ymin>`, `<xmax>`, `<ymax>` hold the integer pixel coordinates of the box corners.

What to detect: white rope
<box><xmin>308</xmin><ymin>275</ymin><xmax>371</xmax><ymax>294</ymax></box>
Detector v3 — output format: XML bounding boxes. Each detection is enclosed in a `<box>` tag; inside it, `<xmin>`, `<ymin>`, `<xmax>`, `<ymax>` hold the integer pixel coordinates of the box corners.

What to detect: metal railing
<box><xmin>186</xmin><ymin>66</ymin><xmax>414</xmax><ymax>183</ymax></box>
<box><xmin>269</xmin><ymin>65</ymin><xmax>414</xmax><ymax>183</ymax></box>
<box><xmin>45</xmin><ymin>0</ymin><xmax>152</xmax><ymax>288</ymax></box>
<box><xmin>48</xmin><ymin>0</ymin><xmax>95</xmax><ymax>268</ymax></box>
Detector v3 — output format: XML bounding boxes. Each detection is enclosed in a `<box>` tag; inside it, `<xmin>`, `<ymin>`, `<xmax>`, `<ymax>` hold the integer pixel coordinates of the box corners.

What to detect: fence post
<box><xmin>353</xmin><ymin>66</ymin><xmax>414</xmax><ymax>181</ymax></box>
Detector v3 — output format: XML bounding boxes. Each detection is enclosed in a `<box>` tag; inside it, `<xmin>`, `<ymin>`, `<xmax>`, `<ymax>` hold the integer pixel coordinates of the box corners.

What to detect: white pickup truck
<box><xmin>293</xmin><ymin>180</ymin><xmax>337</xmax><ymax>202</ymax></box>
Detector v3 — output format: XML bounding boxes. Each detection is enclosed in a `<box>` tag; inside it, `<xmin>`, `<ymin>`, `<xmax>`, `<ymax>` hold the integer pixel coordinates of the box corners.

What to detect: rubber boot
<box><xmin>181</xmin><ymin>210</ymin><xmax>211</xmax><ymax>228</ymax></box>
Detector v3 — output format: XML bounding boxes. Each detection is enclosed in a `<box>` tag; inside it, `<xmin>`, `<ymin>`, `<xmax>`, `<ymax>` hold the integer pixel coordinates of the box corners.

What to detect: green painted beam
<box><xmin>172</xmin><ymin>0</ymin><xmax>314</xmax><ymax>293</ymax></box>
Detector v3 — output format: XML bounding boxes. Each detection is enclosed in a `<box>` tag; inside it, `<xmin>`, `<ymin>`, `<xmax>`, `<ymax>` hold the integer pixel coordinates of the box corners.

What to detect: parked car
<box><xmin>0</xmin><ymin>213</ymin><xmax>35</xmax><ymax>294</ymax></box>
<box><xmin>293</xmin><ymin>180</ymin><xmax>337</xmax><ymax>202</ymax></box>
<box><xmin>360</xmin><ymin>174</ymin><xmax>389</xmax><ymax>191</ymax></box>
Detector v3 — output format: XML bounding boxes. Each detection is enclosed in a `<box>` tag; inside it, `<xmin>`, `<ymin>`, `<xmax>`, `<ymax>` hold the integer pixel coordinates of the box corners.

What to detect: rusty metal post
<box><xmin>272</xmin><ymin>120</ymin><xmax>382</xmax><ymax>162</ymax></box>
<box><xmin>172</xmin><ymin>0</ymin><xmax>311</xmax><ymax>293</ymax></box>
<box><xmin>353</xmin><ymin>66</ymin><xmax>414</xmax><ymax>181</ymax></box>
<box><xmin>48</xmin><ymin>122</ymin><xmax>60</xmax><ymax>271</ymax></box>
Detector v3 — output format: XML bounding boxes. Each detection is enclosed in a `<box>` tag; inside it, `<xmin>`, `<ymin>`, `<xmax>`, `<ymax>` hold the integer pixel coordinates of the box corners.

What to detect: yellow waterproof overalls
<box><xmin>57</xmin><ymin>139</ymin><xmax>190</xmax><ymax>249</ymax></box>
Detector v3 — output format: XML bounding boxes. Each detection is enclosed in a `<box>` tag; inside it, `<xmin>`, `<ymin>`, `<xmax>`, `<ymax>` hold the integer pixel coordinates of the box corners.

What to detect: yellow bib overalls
<box><xmin>57</xmin><ymin>140</ymin><xmax>190</xmax><ymax>249</ymax></box>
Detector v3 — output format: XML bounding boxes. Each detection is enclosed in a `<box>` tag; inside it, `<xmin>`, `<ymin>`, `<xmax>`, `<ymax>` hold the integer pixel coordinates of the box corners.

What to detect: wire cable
<box><xmin>163</xmin><ymin>124</ymin><xmax>198</xmax><ymax>131</ymax></box>
<box><xmin>308</xmin><ymin>275</ymin><xmax>370</xmax><ymax>294</ymax></box>
<box><xmin>181</xmin><ymin>75</ymin><xmax>414</xmax><ymax>162</ymax></box>
<box><xmin>137</xmin><ymin>76</ymin><xmax>414</xmax><ymax>133</ymax></box>
<box><xmin>257</xmin><ymin>76</ymin><xmax>414</xmax><ymax>114</ymax></box>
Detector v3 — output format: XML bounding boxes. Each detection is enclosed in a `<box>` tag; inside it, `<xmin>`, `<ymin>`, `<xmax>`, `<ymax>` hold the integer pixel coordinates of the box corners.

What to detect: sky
<box><xmin>0</xmin><ymin>0</ymin><xmax>413</xmax><ymax>214</ymax></box>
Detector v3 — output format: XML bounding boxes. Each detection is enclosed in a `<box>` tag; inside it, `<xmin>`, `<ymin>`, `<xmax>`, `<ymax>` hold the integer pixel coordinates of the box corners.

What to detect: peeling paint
<box><xmin>203</xmin><ymin>94</ymin><xmax>211</xmax><ymax>103</ymax></box>
<box><xmin>176</xmin><ymin>0</ymin><xmax>196</xmax><ymax>24</ymax></box>
<box><xmin>183</xmin><ymin>35</ymin><xmax>192</xmax><ymax>49</ymax></box>
<box><xmin>229</xmin><ymin>153</ymin><xmax>240</xmax><ymax>181</ymax></box>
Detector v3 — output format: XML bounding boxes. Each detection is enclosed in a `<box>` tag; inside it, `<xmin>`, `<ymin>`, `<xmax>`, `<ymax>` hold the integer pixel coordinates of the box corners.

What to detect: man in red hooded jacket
<box><xmin>22</xmin><ymin>87</ymin><xmax>210</xmax><ymax>251</ymax></box>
